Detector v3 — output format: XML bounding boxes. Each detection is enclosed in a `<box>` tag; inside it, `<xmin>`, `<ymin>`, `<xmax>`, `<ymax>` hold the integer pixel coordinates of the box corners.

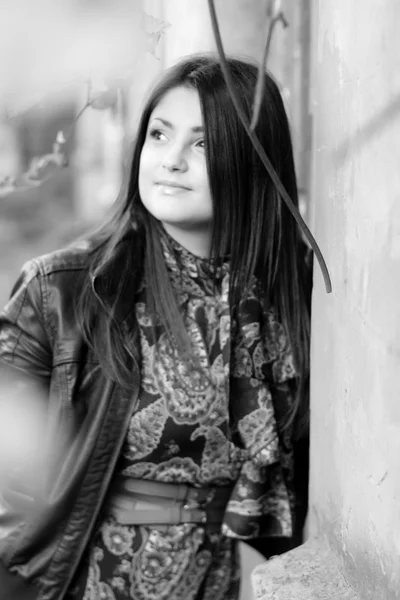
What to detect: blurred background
<box><xmin>0</xmin><ymin>0</ymin><xmax>310</xmax><ymax>306</ymax></box>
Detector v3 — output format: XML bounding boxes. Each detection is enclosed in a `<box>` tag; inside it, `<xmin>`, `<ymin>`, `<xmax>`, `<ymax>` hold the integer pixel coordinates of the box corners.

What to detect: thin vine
<box><xmin>250</xmin><ymin>1</ymin><xmax>288</xmax><ymax>131</ymax></box>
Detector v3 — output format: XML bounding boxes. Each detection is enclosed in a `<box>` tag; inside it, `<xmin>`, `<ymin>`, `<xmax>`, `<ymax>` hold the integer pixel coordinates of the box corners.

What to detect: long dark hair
<box><xmin>76</xmin><ymin>54</ymin><xmax>311</xmax><ymax>430</ymax></box>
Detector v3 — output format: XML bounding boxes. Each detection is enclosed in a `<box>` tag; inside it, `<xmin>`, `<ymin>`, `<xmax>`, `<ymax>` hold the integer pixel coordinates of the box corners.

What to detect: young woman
<box><xmin>0</xmin><ymin>54</ymin><xmax>312</xmax><ymax>600</ymax></box>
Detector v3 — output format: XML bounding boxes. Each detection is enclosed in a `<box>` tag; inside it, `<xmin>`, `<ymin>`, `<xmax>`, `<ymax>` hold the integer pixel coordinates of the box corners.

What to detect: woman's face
<box><xmin>139</xmin><ymin>86</ymin><xmax>213</xmax><ymax>253</ymax></box>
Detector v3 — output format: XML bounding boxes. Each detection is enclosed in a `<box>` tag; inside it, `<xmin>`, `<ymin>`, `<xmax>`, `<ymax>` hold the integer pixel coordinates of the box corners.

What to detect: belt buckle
<box><xmin>182</xmin><ymin>503</ymin><xmax>207</xmax><ymax>524</ymax></box>
<box><xmin>183</xmin><ymin>498</ymin><xmax>200</xmax><ymax>510</ymax></box>
<box><xmin>182</xmin><ymin>488</ymin><xmax>215</xmax><ymax>524</ymax></box>
<box><xmin>183</xmin><ymin>492</ymin><xmax>204</xmax><ymax>524</ymax></box>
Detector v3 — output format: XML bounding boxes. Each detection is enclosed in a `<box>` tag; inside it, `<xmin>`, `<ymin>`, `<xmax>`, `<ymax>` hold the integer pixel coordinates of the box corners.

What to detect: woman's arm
<box><xmin>0</xmin><ymin>260</ymin><xmax>52</xmax><ymax>491</ymax></box>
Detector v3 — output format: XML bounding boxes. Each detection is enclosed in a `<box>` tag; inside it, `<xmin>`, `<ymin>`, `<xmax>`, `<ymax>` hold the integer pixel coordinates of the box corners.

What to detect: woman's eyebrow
<box><xmin>151</xmin><ymin>117</ymin><xmax>204</xmax><ymax>133</ymax></box>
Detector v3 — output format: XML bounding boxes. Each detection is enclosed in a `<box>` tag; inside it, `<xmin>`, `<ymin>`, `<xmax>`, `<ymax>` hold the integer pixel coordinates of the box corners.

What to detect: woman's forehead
<box><xmin>150</xmin><ymin>86</ymin><xmax>204</xmax><ymax>130</ymax></box>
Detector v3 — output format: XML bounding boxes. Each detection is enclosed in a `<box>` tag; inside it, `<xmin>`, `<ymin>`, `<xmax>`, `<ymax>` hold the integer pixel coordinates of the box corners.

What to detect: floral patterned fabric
<box><xmin>67</xmin><ymin>232</ymin><xmax>297</xmax><ymax>600</ymax></box>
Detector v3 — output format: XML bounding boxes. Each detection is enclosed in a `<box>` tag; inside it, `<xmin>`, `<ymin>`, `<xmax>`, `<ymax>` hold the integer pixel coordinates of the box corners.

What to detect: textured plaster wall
<box><xmin>309</xmin><ymin>1</ymin><xmax>400</xmax><ymax>598</ymax></box>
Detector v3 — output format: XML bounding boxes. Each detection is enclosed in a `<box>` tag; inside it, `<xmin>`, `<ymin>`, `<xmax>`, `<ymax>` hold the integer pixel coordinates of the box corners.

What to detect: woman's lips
<box><xmin>156</xmin><ymin>181</ymin><xmax>191</xmax><ymax>194</ymax></box>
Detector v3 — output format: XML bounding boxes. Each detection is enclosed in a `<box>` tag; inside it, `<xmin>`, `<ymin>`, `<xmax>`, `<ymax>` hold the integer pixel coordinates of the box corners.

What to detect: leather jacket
<box><xmin>0</xmin><ymin>241</ymin><xmax>140</xmax><ymax>600</ymax></box>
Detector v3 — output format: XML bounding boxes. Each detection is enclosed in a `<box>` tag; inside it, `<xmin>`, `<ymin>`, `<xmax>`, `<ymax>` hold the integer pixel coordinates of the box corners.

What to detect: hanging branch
<box><xmin>0</xmin><ymin>83</ymin><xmax>94</xmax><ymax>197</ymax></box>
<box><xmin>206</xmin><ymin>0</ymin><xmax>332</xmax><ymax>294</ymax></box>
<box><xmin>250</xmin><ymin>3</ymin><xmax>288</xmax><ymax>131</ymax></box>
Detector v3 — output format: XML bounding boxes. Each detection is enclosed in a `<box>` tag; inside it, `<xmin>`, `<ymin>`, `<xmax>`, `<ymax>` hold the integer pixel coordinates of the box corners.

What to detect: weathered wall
<box><xmin>309</xmin><ymin>1</ymin><xmax>400</xmax><ymax>598</ymax></box>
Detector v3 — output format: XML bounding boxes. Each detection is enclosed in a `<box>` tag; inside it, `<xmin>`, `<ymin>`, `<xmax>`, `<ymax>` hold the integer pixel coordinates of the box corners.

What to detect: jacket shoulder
<box><xmin>31</xmin><ymin>238</ymin><xmax>99</xmax><ymax>278</ymax></box>
<box><xmin>7</xmin><ymin>240</ymin><xmax>100</xmax><ymax>345</ymax></box>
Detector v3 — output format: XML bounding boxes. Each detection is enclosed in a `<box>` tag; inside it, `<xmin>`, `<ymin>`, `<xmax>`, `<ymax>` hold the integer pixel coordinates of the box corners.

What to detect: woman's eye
<box><xmin>149</xmin><ymin>128</ymin><xmax>167</xmax><ymax>141</ymax></box>
<box><xmin>196</xmin><ymin>139</ymin><xmax>205</xmax><ymax>149</ymax></box>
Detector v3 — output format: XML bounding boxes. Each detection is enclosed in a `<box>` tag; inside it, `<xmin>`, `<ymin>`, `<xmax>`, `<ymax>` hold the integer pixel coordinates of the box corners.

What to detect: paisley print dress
<box><xmin>67</xmin><ymin>233</ymin><xmax>297</xmax><ymax>600</ymax></box>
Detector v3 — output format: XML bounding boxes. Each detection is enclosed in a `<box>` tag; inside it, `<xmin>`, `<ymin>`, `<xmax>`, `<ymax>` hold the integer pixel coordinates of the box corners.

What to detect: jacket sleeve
<box><xmin>0</xmin><ymin>260</ymin><xmax>52</xmax><ymax>487</ymax></box>
<box><xmin>0</xmin><ymin>259</ymin><xmax>52</xmax><ymax>378</ymax></box>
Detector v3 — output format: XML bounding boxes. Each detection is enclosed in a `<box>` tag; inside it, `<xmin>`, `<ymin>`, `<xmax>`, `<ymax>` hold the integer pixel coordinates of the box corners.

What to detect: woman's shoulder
<box><xmin>28</xmin><ymin>237</ymin><xmax>101</xmax><ymax>279</ymax></box>
<box><xmin>4</xmin><ymin>238</ymin><xmax>102</xmax><ymax>332</ymax></box>
<box><xmin>4</xmin><ymin>239</ymin><xmax>98</xmax><ymax>310</ymax></box>
<box><xmin>30</xmin><ymin>227</ymin><xmax>142</xmax><ymax>280</ymax></box>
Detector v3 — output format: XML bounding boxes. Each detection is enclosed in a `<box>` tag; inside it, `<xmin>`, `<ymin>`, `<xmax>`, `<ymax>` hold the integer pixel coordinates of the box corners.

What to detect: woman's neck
<box><xmin>161</xmin><ymin>223</ymin><xmax>212</xmax><ymax>258</ymax></box>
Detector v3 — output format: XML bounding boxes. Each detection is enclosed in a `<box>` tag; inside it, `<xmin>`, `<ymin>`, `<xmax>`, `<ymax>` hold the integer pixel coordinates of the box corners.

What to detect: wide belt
<box><xmin>105</xmin><ymin>476</ymin><xmax>233</xmax><ymax>531</ymax></box>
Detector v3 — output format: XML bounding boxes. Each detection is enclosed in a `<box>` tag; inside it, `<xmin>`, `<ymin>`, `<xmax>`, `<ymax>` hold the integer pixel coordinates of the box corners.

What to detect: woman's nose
<box><xmin>161</xmin><ymin>143</ymin><xmax>188</xmax><ymax>172</ymax></box>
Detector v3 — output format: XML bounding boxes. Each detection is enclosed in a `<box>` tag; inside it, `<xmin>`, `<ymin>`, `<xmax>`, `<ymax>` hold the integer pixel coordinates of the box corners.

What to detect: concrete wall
<box><xmin>309</xmin><ymin>1</ymin><xmax>400</xmax><ymax>598</ymax></box>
